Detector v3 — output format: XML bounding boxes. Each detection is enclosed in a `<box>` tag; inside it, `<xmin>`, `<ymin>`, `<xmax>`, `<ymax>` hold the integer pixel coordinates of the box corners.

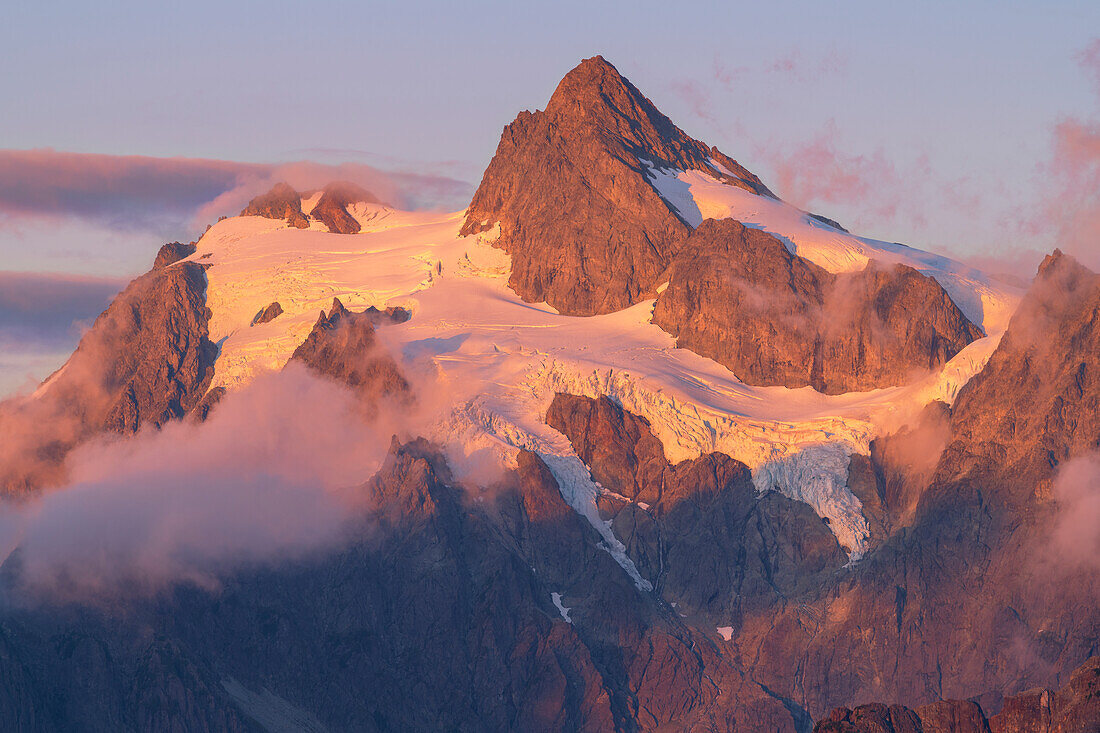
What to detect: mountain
<box><xmin>462</xmin><ymin>55</ymin><xmax>772</xmax><ymax>316</ymax></box>
<box><xmin>0</xmin><ymin>56</ymin><xmax>1094</xmax><ymax>733</ymax></box>
<box><xmin>0</xmin><ymin>260</ymin><xmax>216</xmax><ymax>495</ymax></box>
<box><xmin>652</xmin><ymin>218</ymin><xmax>983</xmax><ymax>393</ymax></box>
<box><xmin>464</xmin><ymin>55</ymin><xmax>989</xmax><ymax>392</ymax></box>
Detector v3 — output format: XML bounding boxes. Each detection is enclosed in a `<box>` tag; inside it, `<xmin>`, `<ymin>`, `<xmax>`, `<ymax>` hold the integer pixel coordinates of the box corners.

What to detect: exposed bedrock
<box><xmin>0</xmin><ymin>261</ymin><xmax>217</xmax><ymax>496</ymax></box>
<box><xmin>652</xmin><ymin>218</ymin><xmax>984</xmax><ymax>394</ymax></box>
<box><xmin>461</xmin><ymin>55</ymin><xmax>772</xmax><ymax>317</ymax></box>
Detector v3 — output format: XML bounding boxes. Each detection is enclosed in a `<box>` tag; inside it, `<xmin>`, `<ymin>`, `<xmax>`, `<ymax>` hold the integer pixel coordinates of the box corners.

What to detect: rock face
<box><xmin>463</xmin><ymin>57</ymin><xmax>979</xmax><ymax>391</ymax></box>
<box><xmin>0</xmin><ymin>262</ymin><xmax>217</xmax><ymax>495</ymax></box>
<box><xmin>546</xmin><ymin>393</ymin><xmax>847</xmax><ymax>624</ymax></box>
<box><xmin>652</xmin><ymin>218</ymin><xmax>984</xmax><ymax>393</ymax></box>
<box><xmin>729</xmin><ymin>253</ymin><xmax>1100</xmax><ymax>722</ymax></box>
<box><xmin>152</xmin><ymin>241</ymin><xmax>196</xmax><ymax>269</ymax></box>
<box><xmin>813</xmin><ymin>655</ymin><xmax>1100</xmax><ymax>732</ymax></box>
<box><xmin>250</xmin><ymin>301</ymin><xmax>283</xmax><ymax>325</ymax></box>
<box><xmin>289</xmin><ymin>298</ymin><xmax>410</xmax><ymax>411</ymax></box>
<box><xmin>929</xmin><ymin>249</ymin><xmax>1100</xmax><ymax>505</ymax></box>
<box><xmin>461</xmin><ymin>55</ymin><xmax>772</xmax><ymax>316</ymax></box>
<box><xmin>308</xmin><ymin>181</ymin><xmax>380</xmax><ymax>234</ymax></box>
<box><xmin>0</xmin><ymin>438</ymin><xmax>796</xmax><ymax>731</ymax></box>
<box><xmin>240</xmin><ymin>182</ymin><xmax>309</xmax><ymax>228</ymax></box>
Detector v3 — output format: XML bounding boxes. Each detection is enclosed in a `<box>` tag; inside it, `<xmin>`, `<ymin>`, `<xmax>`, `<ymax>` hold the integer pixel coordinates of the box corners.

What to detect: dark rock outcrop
<box><xmin>0</xmin><ymin>262</ymin><xmax>217</xmax><ymax>495</ymax></box>
<box><xmin>152</xmin><ymin>241</ymin><xmax>196</xmax><ymax>269</ymax></box>
<box><xmin>461</xmin><ymin>55</ymin><xmax>772</xmax><ymax>316</ymax></box>
<box><xmin>813</xmin><ymin>655</ymin><xmax>1099</xmax><ymax>732</ymax></box>
<box><xmin>288</xmin><ymin>298</ymin><xmax>410</xmax><ymax>412</ymax></box>
<box><xmin>307</xmin><ymin>181</ymin><xmax>380</xmax><ymax>234</ymax></box>
<box><xmin>250</xmin><ymin>301</ymin><xmax>283</xmax><ymax>325</ymax></box>
<box><xmin>730</xmin><ymin>252</ymin><xmax>1100</xmax><ymax>721</ymax></box>
<box><xmin>810</xmin><ymin>213</ymin><xmax>850</xmax><ymax>233</ymax></box>
<box><xmin>0</xmin><ymin>438</ymin><xmax>797</xmax><ymax>731</ymax></box>
<box><xmin>652</xmin><ymin>218</ymin><xmax>983</xmax><ymax>393</ymax></box>
<box><xmin>240</xmin><ymin>182</ymin><xmax>309</xmax><ymax>228</ymax></box>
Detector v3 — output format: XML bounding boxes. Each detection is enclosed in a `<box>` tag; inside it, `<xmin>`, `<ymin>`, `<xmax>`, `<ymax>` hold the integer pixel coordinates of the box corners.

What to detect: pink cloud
<box><xmin>712</xmin><ymin>49</ymin><xmax>848</xmax><ymax>91</ymax></box>
<box><xmin>1046</xmin><ymin>454</ymin><xmax>1100</xmax><ymax>571</ymax></box>
<box><xmin>669</xmin><ymin>79</ymin><xmax>719</xmax><ymax>125</ymax></box>
<box><xmin>1027</xmin><ymin>40</ymin><xmax>1100</xmax><ymax>269</ymax></box>
<box><xmin>0</xmin><ymin>364</ymin><xmax>392</xmax><ymax>601</ymax></box>
<box><xmin>1076</xmin><ymin>38</ymin><xmax>1100</xmax><ymax>98</ymax></box>
<box><xmin>760</xmin><ymin>120</ymin><xmax>906</xmax><ymax>223</ymax></box>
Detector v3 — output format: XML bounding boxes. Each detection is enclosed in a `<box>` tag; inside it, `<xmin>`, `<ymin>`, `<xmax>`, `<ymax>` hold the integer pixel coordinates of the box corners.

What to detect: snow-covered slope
<box><xmin>182</xmin><ymin>194</ymin><xmax>1021</xmax><ymax>560</ymax></box>
<box><xmin>646</xmin><ymin>160</ymin><xmax>1019</xmax><ymax>334</ymax></box>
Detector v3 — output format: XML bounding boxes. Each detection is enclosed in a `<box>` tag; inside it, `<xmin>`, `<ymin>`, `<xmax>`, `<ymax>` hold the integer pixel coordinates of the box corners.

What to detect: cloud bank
<box><xmin>0</xmin><ymin>149</ymin><xmax>474</xmax><ymax>236</ymax></box>
<box><xmin>0</xmin><ymin>364</ymin><xmax>393</xmax><ymax>601</ymax></box>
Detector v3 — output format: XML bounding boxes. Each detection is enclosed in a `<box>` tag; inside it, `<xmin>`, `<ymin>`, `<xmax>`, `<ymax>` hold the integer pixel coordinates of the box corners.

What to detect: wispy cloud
<box><xmin>758</xmin><ymin>120</ymin><xmax>909</xmax><ymax>224</ymax></box>
<box><xmin>1026</xmin><ymin>38</ymin><xmax>1100</xmax><ymax>270</ymax></box>
<box><xmin>0</xmin><ymin>364</ymin><xmax>389</xmax><ymax>601</ymax></box>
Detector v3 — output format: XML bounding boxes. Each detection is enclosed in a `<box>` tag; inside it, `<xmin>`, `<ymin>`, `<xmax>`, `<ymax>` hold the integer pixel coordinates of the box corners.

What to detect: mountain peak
<box><xmin>461</xmin><ymin>56</ymin><xmax>775</xmax><ymax>315</ymax></box>
<box><xmin>543</xmin><ymin>56</ymin><xmax>691</xmax><ymax>165</ymax></box>
<box><xmin>545</xmin><ymin>55</ymin><xmax>638</xmax><ymax>114</ymax></box>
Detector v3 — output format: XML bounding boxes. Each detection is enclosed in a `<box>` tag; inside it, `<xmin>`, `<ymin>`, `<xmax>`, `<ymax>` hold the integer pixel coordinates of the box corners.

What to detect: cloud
<box><xmin>668</xmin><ymin>79</ymin><xmax>719</xmax><ymax>126</ymax></box>
<box><xmin>712</xmin><ymin>48</ymin><xmax>848</xmax><ymax>91</ymax></box>
<box><xmin>0</xmin><ymin>150</ymin><xmax>262</xmax><ymax>233</ymax></box>
<box><xmin>0</xmin><ymin>364</ymin><xmax>392</xmax><ymax>601</ymax></box>
<box><xmin>759</xmin><ymin>120</ymin><xmax>909</xmax><ymax>224</ymax></box>
<box><xmin>0</xmin><ymin>271</ymin><xmax>127</xmax><ymax>398</ymax></box>
<box><xmin>672</xmin><ymin>50</ymin><xmax>847</xmax><ymax>131</ymax></box>
<box><xmin>1045</xmin><ymin>454</ymin><xmax>1100</xmax><ymax>571</ymax></box>
<box><xmin>1024</xmin><ymin>39</ymin><xmax>1100</xmax><ymax>270</ymax></box>
<box><xmin>0</xmin><ymin>271</ymin><xmax>126</xmax><ymax>334</ymax></box>
<box><xmin>1076</xmin><ymin>38</ymin><xmax>1100</xmax><ymax>98</ymax></box>
<box><xmin>0</xmin><ymin>149</ymin><xmax>474</xmax><ymax>237</ymax></box>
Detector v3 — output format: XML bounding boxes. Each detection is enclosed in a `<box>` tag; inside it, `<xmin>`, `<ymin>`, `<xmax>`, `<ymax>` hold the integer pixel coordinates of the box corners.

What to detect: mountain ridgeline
<box><xmin>0</xmin><ymin>55</ymin><xmax>1096</xmax><ymax>732</ymax></box>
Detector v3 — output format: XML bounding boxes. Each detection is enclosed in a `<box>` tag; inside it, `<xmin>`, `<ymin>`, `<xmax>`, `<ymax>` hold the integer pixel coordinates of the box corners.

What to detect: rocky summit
<box><xmin>462</xmin><ymin>55</ymin><xmax>772</xmax><ymax>316</ymax></box>
<box><xmin>0</xmin><ymin>55</ymin><xmax>1094</xmax><ymax>733</ymax></box>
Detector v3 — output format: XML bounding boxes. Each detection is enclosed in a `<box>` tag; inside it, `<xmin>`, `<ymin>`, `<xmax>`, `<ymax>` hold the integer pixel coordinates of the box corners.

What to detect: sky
<box><xmin>1</xmin><ymin>0</ymin><xmax>1099</xmax><ymax>394</ymax></box>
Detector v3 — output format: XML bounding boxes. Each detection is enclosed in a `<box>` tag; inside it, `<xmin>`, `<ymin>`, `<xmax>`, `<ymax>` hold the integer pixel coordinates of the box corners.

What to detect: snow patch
<box><xmin>222</xmin><ymin>678</ymin><xmax>329</xmax><ymax>733</ymax></box>
<box><xmin>717</xmin><ymin>626</ymin><xmax>734</xmax><ymax>641</ymax></box>
<box><xmin>753</xmin><ymin>442</ymin><xmax>869</xmax><ymax>558</ymax></box>
<box><xmin>551</xmin><ymin>592</ymin><xmax>572</xmax><ymax>623</ymax></box>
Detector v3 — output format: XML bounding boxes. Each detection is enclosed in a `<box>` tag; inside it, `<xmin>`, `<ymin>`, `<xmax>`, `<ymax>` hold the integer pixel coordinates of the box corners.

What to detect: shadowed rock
<box><xmin>152</xmin><ymin>241</ymin><xmax>196</xmax><ymax>269</ymax></box>
<box><xmin>250</xmin><ymin>301</ymin><xmax>283</xmax><ymax>326</ymax></box>
<box><xmin>0</xmin><ymin>262</ymin><xmax>217</xmax><ymax>495</ymax></box>
<box><xmin>288</xmin><ymin>298</ymin><xmax>410</xmax><ymax>413</ymax></box>
<box><xmin>546</xmin><ymin>393</ymin><xmax>846</xmax><ymax>623</ymax></box>
<box><xmin>813</xmin><ymin>655</ymin><xmax>1099</xmax><ymax>732</ymax></box>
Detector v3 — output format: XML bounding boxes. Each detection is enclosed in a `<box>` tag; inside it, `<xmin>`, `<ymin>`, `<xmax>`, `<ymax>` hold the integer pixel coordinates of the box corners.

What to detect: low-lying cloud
<box><xmin>1047</xmin><ymin>454</ymin><xmax>1100</xmax><ymax>571</ymax></box>
<box><xmin>0</xmin><ymin>364</ymin><xmax>393</xmax><ymax>601</ymax></box>
<box><xmin>0</xmin><ymin>149</ymin><xmax>474</xmax><ymax>237</ymax></box>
